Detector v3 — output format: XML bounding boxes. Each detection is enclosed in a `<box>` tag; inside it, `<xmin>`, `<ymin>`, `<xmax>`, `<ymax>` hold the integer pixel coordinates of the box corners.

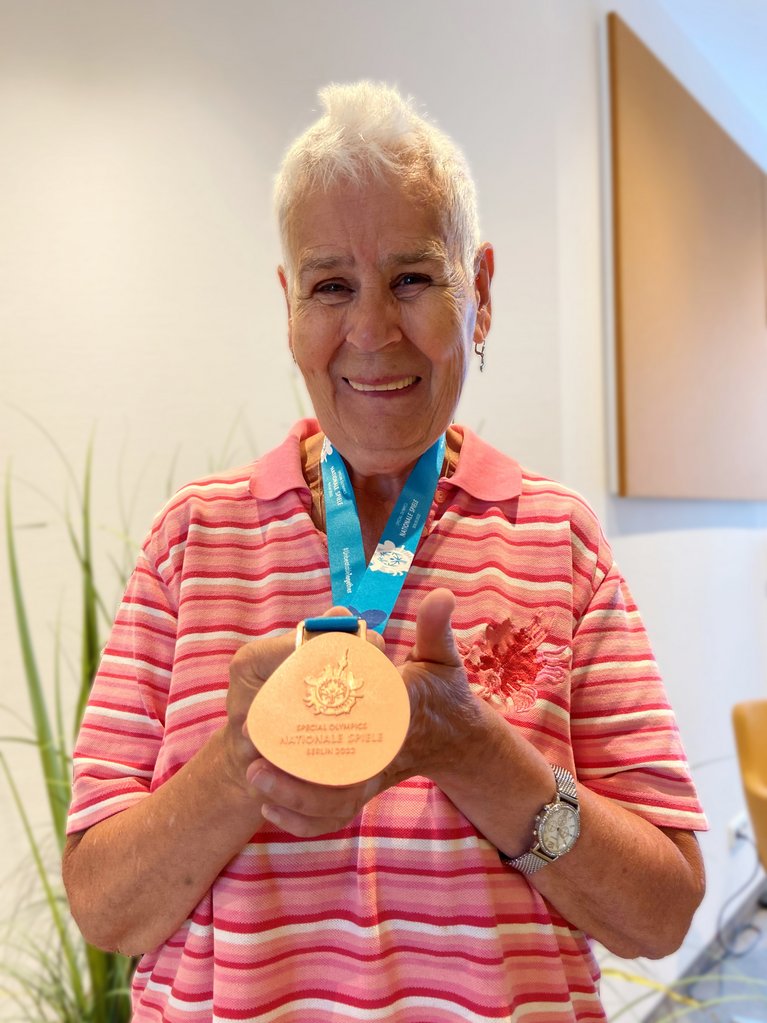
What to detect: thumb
<box><xmin>409</xmin><ymin>588</ymin><xmax>462</xmax><ymax>668</ymax></box>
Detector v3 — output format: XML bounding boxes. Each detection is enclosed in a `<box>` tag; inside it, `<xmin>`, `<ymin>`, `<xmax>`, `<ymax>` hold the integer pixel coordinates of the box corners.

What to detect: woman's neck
<box><xmin>339</xmin><ymin>464</ymin><xmax>411</xmax><ymax>562</ymax></box>
<box><xmin>301</xmin><ymin>427</ymin><xmax>462</xmax><ymax>561</ymax></box>
<box><xmin>346</xmin><ymin>463</ymin><xmax>415</xmax><ymax>507</ymax></box>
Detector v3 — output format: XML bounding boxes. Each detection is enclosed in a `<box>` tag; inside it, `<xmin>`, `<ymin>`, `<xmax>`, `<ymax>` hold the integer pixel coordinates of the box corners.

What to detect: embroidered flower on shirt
<box><xmin>458</xmin><ymin>614</ymin><xmax>570</xmax><ymax>712</ymax></box>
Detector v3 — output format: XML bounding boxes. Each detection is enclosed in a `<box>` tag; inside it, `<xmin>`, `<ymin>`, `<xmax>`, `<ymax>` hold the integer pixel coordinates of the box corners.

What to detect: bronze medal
<box><xmin>246</xmin><ymin>621</ymin><xmax>410</xmax><ymax>786</ymax></box>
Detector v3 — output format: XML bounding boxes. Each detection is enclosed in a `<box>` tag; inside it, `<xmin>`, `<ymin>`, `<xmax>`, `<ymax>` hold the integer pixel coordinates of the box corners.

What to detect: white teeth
<box><xmin>348</xmin><ymin>376</ymin><xmax>417</xmax><ymax>392</ymax></box>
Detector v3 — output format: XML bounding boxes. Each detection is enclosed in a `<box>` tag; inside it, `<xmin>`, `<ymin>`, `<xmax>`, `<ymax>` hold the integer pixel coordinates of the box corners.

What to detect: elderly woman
<box><xmin>63</xmin><ymin>82</ymin><xmax>706</xmax><ymax>1022</ymax></box>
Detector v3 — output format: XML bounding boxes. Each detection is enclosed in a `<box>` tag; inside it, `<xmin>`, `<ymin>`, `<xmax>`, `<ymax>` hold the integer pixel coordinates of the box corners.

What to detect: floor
<box><xmin>641</xmin><ymin>902</ymin><xmax>767</xmax><ymax>1023</ymax></box>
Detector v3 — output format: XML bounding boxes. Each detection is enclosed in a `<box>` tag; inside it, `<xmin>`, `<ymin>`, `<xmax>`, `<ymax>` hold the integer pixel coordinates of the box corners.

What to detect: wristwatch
<box><xmin>500</xmin><ymin>764</ymin><xmax>580</xmax><ymax>874</ymax></box>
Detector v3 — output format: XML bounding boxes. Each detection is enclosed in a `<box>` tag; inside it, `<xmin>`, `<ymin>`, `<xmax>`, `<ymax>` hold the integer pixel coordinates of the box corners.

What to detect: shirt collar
<box><xmin>248</xmin><ymin>419</ymin><xmax>318</xmax><ymax>501</ymax></box>
<box><xmin>447</xmin><ymin>425</ymin><xmax>523</xmax><ymax>502</ymax></box>
<box><xmin>249</xmin><ymin>419</ymin><xmax>522</xmax><ymax>504</ymax></box>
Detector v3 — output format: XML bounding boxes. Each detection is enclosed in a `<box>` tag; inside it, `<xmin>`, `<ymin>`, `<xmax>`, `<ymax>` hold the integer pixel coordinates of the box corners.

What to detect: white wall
<box><xmin>1</xmin><ymin>1</ymin><xmax>766</xmax><ymax>1019</ymax></box>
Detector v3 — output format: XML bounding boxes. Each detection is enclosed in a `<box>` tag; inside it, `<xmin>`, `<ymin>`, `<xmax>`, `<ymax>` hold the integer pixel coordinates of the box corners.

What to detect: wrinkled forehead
<box><xmin>281</xmin><ymin>173</ymin><xmax>462</xmax><ymax>281</ymax></box>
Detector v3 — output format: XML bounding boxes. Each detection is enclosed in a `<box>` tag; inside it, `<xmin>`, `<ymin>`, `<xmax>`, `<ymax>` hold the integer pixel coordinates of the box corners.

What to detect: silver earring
<box><xmin>474</xmin><ymin>339</ymin><xmax>485</xmax><ymax>373</ymax></box>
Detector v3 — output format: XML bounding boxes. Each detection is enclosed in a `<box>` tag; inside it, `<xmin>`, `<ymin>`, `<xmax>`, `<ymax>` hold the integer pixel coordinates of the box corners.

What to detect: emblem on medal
<box><xmin>246</xmin><ymin>618</ymin><xmax>411</xmax><ymax>786</ymax></box>
<box><xmin>303</xmin><ymin>650</ymin><xmax>364</xmax><ymax>715</ymax></box>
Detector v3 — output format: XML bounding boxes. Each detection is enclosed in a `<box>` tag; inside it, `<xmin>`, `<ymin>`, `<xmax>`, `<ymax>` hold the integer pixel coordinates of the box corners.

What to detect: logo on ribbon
<box><xmin>369</xmin><ymin>540</ymin><xmax>414</xmax><ymax>576</ymax></box>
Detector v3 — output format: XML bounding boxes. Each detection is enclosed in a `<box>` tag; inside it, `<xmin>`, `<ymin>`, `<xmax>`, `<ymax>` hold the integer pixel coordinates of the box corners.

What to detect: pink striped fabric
<box><xmin>68</xmin><ymin>420</ymin><xmax>706</xmax><ymax>1022</ymax></box>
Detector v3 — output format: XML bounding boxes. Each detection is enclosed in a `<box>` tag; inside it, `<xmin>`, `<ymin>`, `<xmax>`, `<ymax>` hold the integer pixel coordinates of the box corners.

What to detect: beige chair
<box><xmin>728</xmin><ymin>701</ymin><xmax>767</xmax><ymax>1023</ymax></box>
<box><xmin>732</xmin><ymin>700</ymin><xmax>767</xmax><ymax>874</ymax></box>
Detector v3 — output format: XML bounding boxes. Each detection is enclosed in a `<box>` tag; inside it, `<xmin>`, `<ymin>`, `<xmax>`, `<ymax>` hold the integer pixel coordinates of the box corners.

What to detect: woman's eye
<box><xmin>316</xmin><ymin>281</ymin><xmax>348</xmax><ymax>293</ymax></box>
<box><xmin>314</xmin><ymin>280</ymin><xmax>352</xmax><ymax>302</ymax></box>
<box><xmin>394</xmin><ymin>273</ymin><xmax>431</xmax><ymax>293</ymax></box>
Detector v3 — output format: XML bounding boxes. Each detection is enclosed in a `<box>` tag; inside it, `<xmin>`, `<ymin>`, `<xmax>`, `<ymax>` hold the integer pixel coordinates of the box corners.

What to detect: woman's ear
<box><xmin>278</xmin><ymin>266</ymin><xmax>291</xmax><ymax>314</ymax></box>
<box><xmin>473</xmin><ymin>244</ymin><xmax>494</xmax><ymax>343</ymax></box>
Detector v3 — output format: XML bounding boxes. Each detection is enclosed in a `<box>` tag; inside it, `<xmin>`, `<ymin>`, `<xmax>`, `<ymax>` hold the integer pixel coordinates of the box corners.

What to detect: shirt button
<box><xmin>435</xmin><ymin>490</ymin><xmax>446</xmax><ymax>504</ymax></box>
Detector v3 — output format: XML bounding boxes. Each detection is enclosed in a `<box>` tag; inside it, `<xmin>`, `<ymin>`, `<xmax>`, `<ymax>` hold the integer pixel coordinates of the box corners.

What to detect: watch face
<box><xmin>539</xmin><ymin>802</ymin><xmax>579</xmax><ymax>857</ymax></box>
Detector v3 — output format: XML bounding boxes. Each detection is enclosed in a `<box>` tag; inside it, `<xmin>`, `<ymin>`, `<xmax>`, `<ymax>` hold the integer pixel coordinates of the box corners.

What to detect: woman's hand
<box><xmin>234</xmin><ymin>607</ymin><xmax>388</xmax><ymax>837</ymax></box>
<box><xmin>223</xmin><ymin>625</ymin><xmax>294</xmax><ymax>793</ymax></box>
<box><xmin>391</xmin><ymin>588</ymin><xmax>483</xmax><ymax>781</ymax></box>
<box><xmin>243</xmin><ymin>589</ymin><xmax>484</xmax><ymax>835</ymax></box>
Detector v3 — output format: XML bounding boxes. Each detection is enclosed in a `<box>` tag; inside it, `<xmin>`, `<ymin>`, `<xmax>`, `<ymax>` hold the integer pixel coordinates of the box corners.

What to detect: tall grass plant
<box><xmin>2</xmin><ymin>433</ymin><xmax>135</xmax><ymax>1022</ymax></box>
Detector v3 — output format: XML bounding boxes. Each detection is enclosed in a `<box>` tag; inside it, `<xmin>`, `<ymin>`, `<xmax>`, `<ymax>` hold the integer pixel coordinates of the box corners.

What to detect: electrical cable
<box><xmin>713</xmin><ymin>833</ymin><xmax>764</xmax><ymax>961</ymax></box>
<box><xmin>683</xmin><ymin>834</ymin><xmax>765</xmax><ymax>1013</ymax></box>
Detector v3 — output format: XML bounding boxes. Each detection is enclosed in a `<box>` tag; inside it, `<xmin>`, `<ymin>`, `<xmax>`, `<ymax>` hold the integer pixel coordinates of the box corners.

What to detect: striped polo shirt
<box><xmin>68</xmin><ymin>419</ymin><xmax>706</xmax><ymax>1022</ymax></box>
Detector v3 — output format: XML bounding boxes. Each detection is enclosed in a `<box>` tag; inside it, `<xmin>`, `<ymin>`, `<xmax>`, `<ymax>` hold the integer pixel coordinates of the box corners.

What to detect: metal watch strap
<box><xmin>550</xmin><ymin>763</ymin><xmax>578</xmax><ymax>803</ymax></box>
<box><xmin>500</xmin><ymin>764</ymin><xmax>579</xmax><ymax>874</ymax></box>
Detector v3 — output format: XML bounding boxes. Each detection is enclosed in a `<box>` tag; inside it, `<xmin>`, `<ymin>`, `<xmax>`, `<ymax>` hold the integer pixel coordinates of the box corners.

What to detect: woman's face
<box><xmin>279</xmin><ymin>177</ymin><xmax>493</xmax><ymax>479</ymax></box>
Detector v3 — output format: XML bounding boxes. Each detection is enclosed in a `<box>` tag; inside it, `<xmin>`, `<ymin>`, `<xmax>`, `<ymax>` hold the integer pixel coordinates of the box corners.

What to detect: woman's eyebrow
<box><xmin>297</xmin><ymin>254</ymin><xmax>352</xmax><ymax>278</ymax></box>
<box><xmin>296</xmin><ymin>242</ymin><xmax>450</xmax><ymax>282</ymax></box>
<box><xmin>385</xmin><ymin>242</ymin><xmax>450</xmax><ymax>267</ymax></box>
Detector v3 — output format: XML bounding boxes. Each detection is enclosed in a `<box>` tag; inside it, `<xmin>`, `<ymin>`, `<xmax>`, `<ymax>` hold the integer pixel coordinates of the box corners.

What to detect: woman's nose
<box><xmin>344</xmin><ymin>287</ymin><xmax>402</xmax><ymax>351</ymax></box>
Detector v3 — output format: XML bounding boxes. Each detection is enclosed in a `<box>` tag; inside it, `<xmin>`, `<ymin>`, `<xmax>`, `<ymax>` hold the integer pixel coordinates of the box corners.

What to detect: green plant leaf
<box><xmin>5</xmin><ymin>469</ymin><xmax>69</xmax><ymax>841</ymax></box>
<box><xmin>0</xmin><ymin>753</ymin><xmax>87</xmax><ymax>1015</ymax></box>
<box><xmin>3</xmin><ymin>433</ymin><xmax>136</xmax><ymax>1022</ymax></box>
<box><xmin>78</xmin><ymin>443</ymin><xmax>103</xmax><ymax>731</ymax></box>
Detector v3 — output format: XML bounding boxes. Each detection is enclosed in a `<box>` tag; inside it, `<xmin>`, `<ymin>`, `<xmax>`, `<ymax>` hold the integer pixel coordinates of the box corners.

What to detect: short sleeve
<box><xmin>570</xmin><ymin>544</ymin><xmax>707</xmax><ymax>832</ymax></box>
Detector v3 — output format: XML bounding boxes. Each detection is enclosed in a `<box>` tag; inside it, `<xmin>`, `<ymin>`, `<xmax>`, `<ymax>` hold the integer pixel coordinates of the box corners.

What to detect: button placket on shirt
<box><xmin>425</xmin><ymin>484</ymin><xmax>452</xmax><ymax>534</ymax></box>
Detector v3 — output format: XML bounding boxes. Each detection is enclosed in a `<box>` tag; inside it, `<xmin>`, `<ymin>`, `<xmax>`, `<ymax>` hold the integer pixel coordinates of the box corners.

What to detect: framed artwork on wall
<box><xmin>608</xmin><ymin>13</ymin><xmax>767</xmax><ymax>500</ymax></box>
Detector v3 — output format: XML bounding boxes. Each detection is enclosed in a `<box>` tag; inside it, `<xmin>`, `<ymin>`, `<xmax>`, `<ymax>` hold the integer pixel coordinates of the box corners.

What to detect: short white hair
<box><xmin>274</xmin><ymin>81</ymin><xmax>481</xmax><ymax>279</ymax></box>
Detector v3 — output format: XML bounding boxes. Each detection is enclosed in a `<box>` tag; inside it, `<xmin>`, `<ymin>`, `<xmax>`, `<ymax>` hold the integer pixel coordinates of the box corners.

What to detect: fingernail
<box><xmin>248</xmin><ymin>763</ymin><xmax>273</xmax><ymax>794</ymax></box>
<box><xmin>261</xmin><ymin>803</ymin><xmax>280</xmax><ymax>826</ymax></box>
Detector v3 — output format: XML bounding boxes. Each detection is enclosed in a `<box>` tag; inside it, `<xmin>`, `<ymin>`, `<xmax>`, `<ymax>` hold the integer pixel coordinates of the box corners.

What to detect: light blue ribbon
<box><xmin>320</xmin><ymin>435</ymin><xmax>445</xmax><ymax>633</ymax></box>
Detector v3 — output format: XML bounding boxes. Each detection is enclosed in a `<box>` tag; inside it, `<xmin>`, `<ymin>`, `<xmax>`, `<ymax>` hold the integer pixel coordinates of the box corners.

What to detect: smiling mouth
<box><xmin>346</xmin><ymin>375</ymin><xmax>419</xmax><ymax>393</ymax></box>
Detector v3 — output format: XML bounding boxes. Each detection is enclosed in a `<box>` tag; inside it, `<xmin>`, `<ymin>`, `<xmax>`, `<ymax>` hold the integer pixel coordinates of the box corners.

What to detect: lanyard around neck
<box><xmin>320</xmin><ymin>435</ymin><xmax>445</xmax><ymax>633</ymax></box>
